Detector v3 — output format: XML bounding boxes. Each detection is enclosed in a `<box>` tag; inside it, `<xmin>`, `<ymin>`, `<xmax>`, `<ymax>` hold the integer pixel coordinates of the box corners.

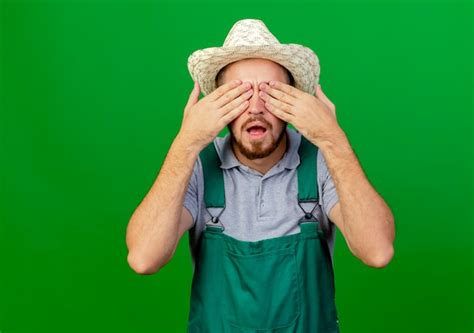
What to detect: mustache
<box><xmin>241</xmin><ymin>117</ymin><xmax>272</xmax><ymax>131</ymax></box>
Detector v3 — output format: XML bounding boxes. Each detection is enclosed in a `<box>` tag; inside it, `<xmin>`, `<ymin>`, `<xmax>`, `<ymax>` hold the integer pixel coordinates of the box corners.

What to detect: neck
<box><xmin>232</xmin><ymin>131</ymin><xmax>288</xmax><ymax>175</ymax></box>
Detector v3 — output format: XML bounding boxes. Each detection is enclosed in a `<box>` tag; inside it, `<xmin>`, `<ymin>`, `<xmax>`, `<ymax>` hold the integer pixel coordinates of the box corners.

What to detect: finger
<box><xmin>219</xmin><ymin>89</ymin><xmax>253</xmax><ymax>114</ymax></box>
<box><xmin>268</xmin><ymin>80</ymin><xmax>300</xmax><ymax>98</ymax></box>
<box><xmin>208</xmin><ymin>79</ymin><xmax>243</xmax><ymax>102</ymax></box>
<box><xmin>259</xmin><ymin>83</ymin><xmax>296</xmax><ymax>106</ymax></box>
<box><xmin>185</xmin><ymin>81</ymin><xmax>200</xmax><ymax>111</ymax></box>
<box><xmin>261</xmin><ymin>91</ymin><xmax>295</xmax><ymax>115</ymax></box>
<box><xmin>315</xmin><ymin>84</ymin><xmax>328</xmax><ymax>102</ymax></box>
<box><xmin>220</xmin><ymin>99</ymin><xmax>250</xmax><ymax>125</ymax></box>
<box><xmin>315</xmin><ymin>84</ymin><xmax>335</xmax><ymax>111</ymax></box>
<box><xmin>264</xmin><ymin>102</ymin><xmax>293</xmax><ymax>123</ymax></box>
<box><xmin>214</xmin><ymin>81</ymin><xmax>252</xmax><ymax>108</ymax></box>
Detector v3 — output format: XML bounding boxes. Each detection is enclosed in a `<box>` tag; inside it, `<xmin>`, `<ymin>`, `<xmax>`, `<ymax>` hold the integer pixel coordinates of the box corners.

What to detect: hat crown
<box><xmin>223</xmin><ymin>19</ymin><xmax>280</xmax><ymax>47</ymax></box>
<box><xmin>187</xmin><ymin>18</ymin><xmax>320</xmax><ymax>97</ymax></box>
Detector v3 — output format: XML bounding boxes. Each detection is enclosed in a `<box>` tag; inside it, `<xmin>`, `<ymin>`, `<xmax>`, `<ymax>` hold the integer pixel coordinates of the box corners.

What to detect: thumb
<box><xmin>185</xmin><ymin>81</ymin><xmax>200</xmax><ymax>110</ymax></box>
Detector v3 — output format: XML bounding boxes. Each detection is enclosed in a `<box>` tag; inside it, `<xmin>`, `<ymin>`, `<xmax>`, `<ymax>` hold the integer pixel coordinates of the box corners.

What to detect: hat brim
<box><xmin>187</xmin><ymin>43</ymin><xmax>320</xmax><ymax>96</ymax></box>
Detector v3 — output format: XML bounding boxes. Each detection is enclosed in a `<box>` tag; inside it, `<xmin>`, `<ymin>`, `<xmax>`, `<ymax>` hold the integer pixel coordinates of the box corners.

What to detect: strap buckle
<box><xmin>204</xmin><ymin>208</ymin><xmax>226</xmax><ymax>231</ymax></box>
<box><xmin>297</xmin><ymin>200</ymin><xmax>319</xmax><ymax>224</ymax></box>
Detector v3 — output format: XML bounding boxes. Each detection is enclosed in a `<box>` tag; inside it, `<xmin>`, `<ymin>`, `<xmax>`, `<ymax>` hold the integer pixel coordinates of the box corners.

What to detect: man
<box><xmin>126</xmin><ymin>19</ymin><xmax>395</xmax><ymax>332</ymax></box>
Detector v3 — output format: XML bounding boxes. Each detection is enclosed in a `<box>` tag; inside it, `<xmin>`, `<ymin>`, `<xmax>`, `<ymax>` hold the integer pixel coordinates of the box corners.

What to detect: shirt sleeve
<box><xmin>317</xmin><ymin>149</ymin><xmax>339</xmax><ymax>219</ymax></box>
<box><xmin>183</xmin><ymin>158</ymin><xmax>201</xmax><ymax>226</ymax></box>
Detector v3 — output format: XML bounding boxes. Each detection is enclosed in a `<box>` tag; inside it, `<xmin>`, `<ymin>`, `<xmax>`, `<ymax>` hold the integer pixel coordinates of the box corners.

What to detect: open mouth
<box><xmin>246</xmin><ymin>125</ymin><xmax>267</xmax><ymax>139</ymax></box>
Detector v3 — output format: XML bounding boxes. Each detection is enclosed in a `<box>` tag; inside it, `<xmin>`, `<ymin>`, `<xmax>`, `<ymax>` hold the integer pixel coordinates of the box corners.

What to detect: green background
<box><xmin>1</xmin><ymin>0</ymin><xmax>472</xmax><ymax>332</ymax></box>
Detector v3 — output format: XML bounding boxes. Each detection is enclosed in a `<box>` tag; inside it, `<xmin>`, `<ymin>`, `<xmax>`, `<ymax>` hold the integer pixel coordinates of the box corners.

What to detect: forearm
<box><xmin>318</xmin><ymin>130</ymin><xmax>395</xmax><ymax>264</ymax></box>
<box><xmin>126</xmin><ymin>134</ymin><xmax>200</xmax><ymax>273</ymax></box>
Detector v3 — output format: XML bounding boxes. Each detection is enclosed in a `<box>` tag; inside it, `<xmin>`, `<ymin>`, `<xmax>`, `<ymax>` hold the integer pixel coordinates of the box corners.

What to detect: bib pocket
<box><xmin>222</xmin><ymin>246</ymin><xmax>301</xmax><ymax>330</ymax></box>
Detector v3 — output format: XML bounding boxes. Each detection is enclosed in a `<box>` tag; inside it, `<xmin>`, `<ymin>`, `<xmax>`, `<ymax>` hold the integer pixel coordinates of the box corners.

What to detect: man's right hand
<box><xmin>177</xmin><ymin>79</ymin><xmax>253</xmax><ymax>151</ymax></box>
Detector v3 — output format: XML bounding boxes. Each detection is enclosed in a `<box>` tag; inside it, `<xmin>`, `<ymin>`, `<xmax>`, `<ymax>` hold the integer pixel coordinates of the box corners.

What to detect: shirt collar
<box><xmin>217</xmin><ymin>127</ymin><xmax>301</xmax><ymax>170</ymax></box>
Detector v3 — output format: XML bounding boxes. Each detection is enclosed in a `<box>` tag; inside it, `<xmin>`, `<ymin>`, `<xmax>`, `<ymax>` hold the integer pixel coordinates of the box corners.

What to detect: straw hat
<box><xmin>187</xmin><ymin>19</ymin><xmax>320</xmax><ymax>96</ymax></box>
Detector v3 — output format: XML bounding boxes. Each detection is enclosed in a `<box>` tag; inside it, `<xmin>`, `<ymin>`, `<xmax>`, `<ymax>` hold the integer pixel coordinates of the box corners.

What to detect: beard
<box><xmin>229</xmin><ymin>119</ymin><xmax>287</xmax><ymax>160</ymax></box>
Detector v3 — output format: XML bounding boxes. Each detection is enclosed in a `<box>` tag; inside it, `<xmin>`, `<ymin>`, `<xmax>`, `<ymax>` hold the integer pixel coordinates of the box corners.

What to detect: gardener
<box><xmin>126</xmin><ymin>18</ymin><xmax>395</xmax><ymax>333</ymax></box>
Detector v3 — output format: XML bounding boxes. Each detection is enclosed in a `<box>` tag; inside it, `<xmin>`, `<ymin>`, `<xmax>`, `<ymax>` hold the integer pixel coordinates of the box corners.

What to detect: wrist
<box><xmin>317</xmin><ymin>129</ymin><xmax>350</xmax><ymax>152</ymax></box>
<box><xmin>174</xmin><ymin>132</ymin><xmax>205</xmax><ymax>156</ymax></box>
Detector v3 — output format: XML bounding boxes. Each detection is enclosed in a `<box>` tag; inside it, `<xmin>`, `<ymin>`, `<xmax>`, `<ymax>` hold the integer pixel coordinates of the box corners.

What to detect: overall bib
<box><xmin>187</xmin><ymin>136</ymin><xmax>340</xmax><ymax>333</ymax></box>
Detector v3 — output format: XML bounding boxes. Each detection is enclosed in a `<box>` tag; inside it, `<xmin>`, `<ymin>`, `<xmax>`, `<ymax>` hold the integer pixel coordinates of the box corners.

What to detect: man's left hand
<box><xmin>259</xmin><ymin>81</ymin><xmax>342</xmax><ymax>146</ymax></box>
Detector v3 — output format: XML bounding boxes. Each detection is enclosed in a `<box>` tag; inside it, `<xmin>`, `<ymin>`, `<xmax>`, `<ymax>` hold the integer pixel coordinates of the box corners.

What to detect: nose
<box><xmin>246</xmin><ymin>83</ymin><xmax>267</xmax><ymax>115</ymax></box>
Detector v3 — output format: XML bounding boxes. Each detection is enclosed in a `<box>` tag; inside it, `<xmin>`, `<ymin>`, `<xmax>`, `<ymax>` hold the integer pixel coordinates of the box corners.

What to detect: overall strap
<box><xmin>296</xmin><ymin>135</ymin><xmax>319</xmax><ymax>203</ymax></box>
<box><xmin>199</xmin><ymin>141</ymin><xmax>225</xmax><ymax>208</ymax></box>
<box><xmin>297</xmin><ymin>137</ymin><xmax>334</xmax><ymax>272</ymax></box>
<box><xmin>199</xmin><ymin>141</ymin><xmax>226</xmax><ymax>227</ymax></box>
<box><xmin>296</xmin><ymin>135</ymin><xmax>324</xmax><ymax>230</ymax></box>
